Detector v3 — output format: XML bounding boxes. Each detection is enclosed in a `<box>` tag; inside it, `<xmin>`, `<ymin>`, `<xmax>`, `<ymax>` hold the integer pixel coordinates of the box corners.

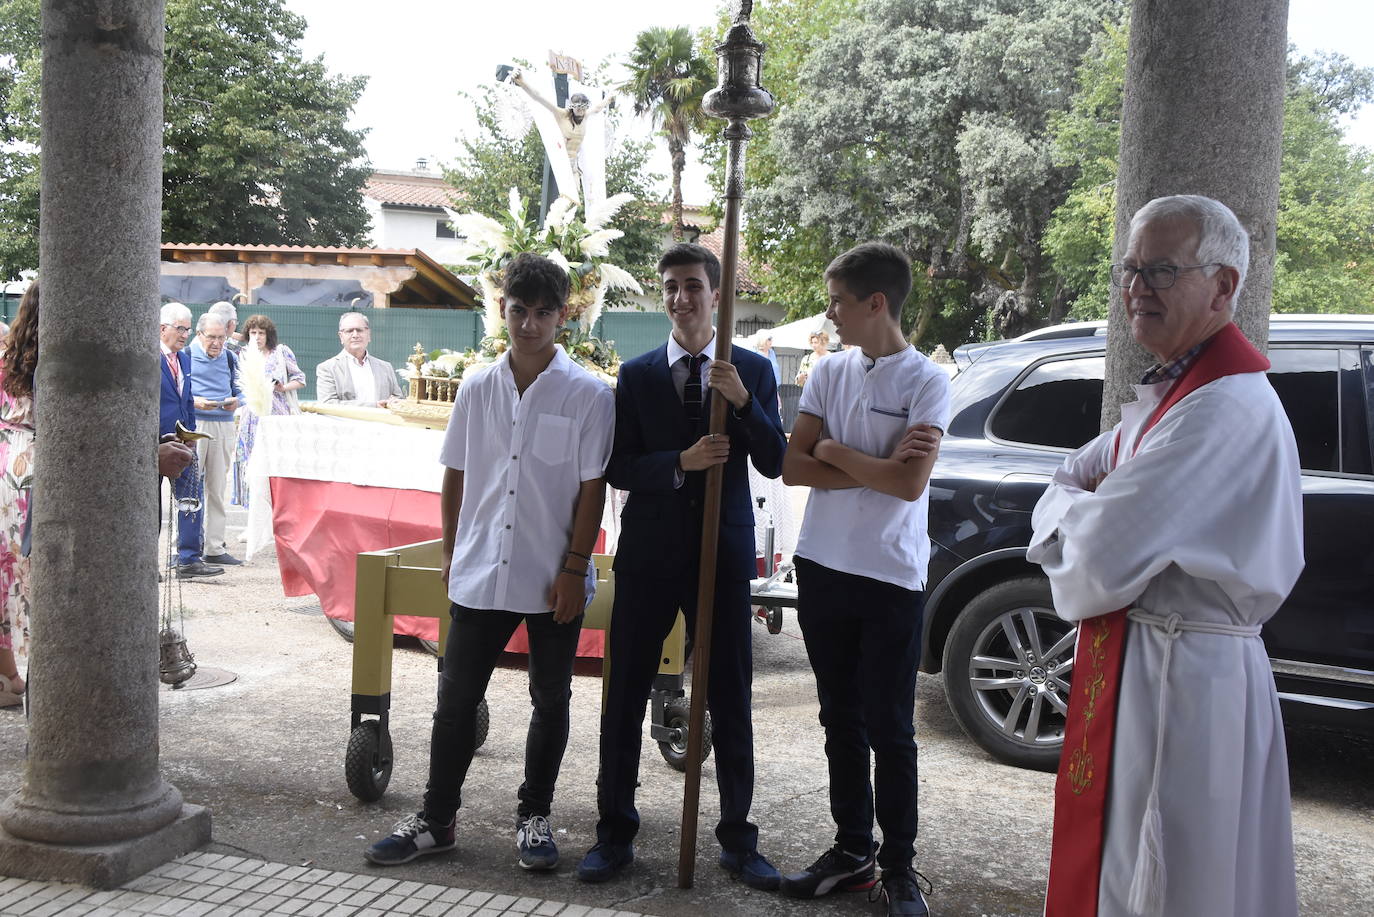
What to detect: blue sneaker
<box><xmin>364</xmin><ymin>812</ymin><xmax>456</xmax><ymax>865</ymax></box>
<box><xmin>577</xmin><ymin>842</ymin><xmax>634</xmax><ymax>883</ymax></box>
<box><xmin>720</xmin><ymin>849</ymin><xmax>781</xmax><ymax>890</ymax></box>
<box><xmin>516</xmin><ymin>814</ymin><xmax>559</xmax><ymax>871</ymax></box>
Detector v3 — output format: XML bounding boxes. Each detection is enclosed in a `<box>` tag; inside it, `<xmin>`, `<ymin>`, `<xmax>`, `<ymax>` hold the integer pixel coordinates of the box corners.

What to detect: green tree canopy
<box><xmin>0</xmin><ymin>0</ymin><xmax>373</xmax><ymax>281</ymax></box>
<box><xmin>749</xmin><ymin>0</ymin><xmax>1115</xmax><ymax>345</ymax></box>
<box><xmin>1046</xmin><ymin>37</ymin><xmax>1374</xmax><ymax>318</ymax></box>
<box><xmin>443</xmin><ymin>78</ymin><xmax>666</xmax><ymax>293</ymax></box>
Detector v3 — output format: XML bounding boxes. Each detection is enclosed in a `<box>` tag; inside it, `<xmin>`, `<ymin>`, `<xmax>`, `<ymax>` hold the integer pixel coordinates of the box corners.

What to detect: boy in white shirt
<box><xmin>365</xmin><ymin>253</ymin><xmax>614</xmax><ymax>872</ymax></box>
<box><xmin>780</xmin><ymin>242</ymin><xmax>950</xmax><ymax>917</ymax></box>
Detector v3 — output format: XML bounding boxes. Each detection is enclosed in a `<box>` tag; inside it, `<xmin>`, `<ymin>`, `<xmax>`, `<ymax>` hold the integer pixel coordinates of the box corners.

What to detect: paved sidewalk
<box><xmin>0</xmin><ymin>852</ymin><xmax>655</xmax><ymax>917</ymax></box>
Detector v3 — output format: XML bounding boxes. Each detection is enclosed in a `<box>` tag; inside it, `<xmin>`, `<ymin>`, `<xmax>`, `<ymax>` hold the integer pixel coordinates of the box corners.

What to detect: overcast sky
<box><xmin>287</xmin><ymin>0</ymin><xmax>1374</xmax><ymax>207</ymax></box>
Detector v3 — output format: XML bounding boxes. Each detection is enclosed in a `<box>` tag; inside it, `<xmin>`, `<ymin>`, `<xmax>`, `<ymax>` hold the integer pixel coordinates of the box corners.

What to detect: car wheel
<box><xmin>942</xmin><ymin>576</ymin><xmax>1075</xmax><ymax>771</ymax></box>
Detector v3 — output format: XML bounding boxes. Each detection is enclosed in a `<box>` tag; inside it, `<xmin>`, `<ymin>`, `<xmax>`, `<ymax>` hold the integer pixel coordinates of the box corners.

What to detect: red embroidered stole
<box><xmin>1044</xmin><ymin>323</ymin><xmax>1268</xmax><ymax>917</ymax></box>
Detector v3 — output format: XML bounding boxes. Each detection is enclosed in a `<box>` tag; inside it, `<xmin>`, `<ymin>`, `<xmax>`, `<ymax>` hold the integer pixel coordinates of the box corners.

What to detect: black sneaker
<box><xmin>871</xmin><ymin>866</ymin><xmax>932</xmax><ymax>917</ymax></box>
<box><xmin>363</xmin><ymin>812</ymin><xmax>456</xmax><ymax>865</ymax></box>
<box><xmin>516</xmin><ymin>814</ymin><xmax>559</xmax><ymax>870</ymax></box>
<box><xmin>780</xmin><ymin>845</ymin><xmax>876</xmax><ymax>898</ymax></box>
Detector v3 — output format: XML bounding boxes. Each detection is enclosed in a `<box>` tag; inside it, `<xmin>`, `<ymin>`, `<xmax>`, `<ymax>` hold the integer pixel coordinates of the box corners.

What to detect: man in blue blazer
<box><xmin>159</xmin><ymin>302</ymin><xmax>222</xmax><ymax>578</ymax></box>
<box><xmin>578</xmin><ymin>244</ymin><xmax>786</xmax><ymax>889</ymax></box>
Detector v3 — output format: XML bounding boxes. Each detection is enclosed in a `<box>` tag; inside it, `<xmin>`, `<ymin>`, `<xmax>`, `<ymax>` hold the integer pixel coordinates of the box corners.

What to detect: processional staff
<box><xmin>677</xmin><ymin>0</ymin><xmax>774</xmax><ymax>889</ymax></box>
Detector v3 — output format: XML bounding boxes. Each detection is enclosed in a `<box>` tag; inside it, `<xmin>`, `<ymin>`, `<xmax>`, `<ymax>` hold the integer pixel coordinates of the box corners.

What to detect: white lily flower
<box><xmin>596</xmin><ymin>262</ymin><xmax>644</xmax><ymax>294</ymax></box>
<box><xmin>507</xmin><ymin>187</ymin><xmax>525</xmax><ymax>224</ymax></box>
<box><xmin>579</xmin><ymin>228</ymin><xmax>623</xmax><ymax>258</ymax></box>
<box><xmin>584</xmin><ymin>192</ymin><xmax>636</xmax><ymax>231</ymax></box>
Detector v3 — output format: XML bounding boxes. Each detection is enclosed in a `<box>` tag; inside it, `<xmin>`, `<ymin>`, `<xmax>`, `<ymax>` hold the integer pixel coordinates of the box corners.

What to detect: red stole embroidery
<box><xmin>1044</xmin><ymin>323</ymin><xmax>1268</xmax><ymax>917</ymax></box>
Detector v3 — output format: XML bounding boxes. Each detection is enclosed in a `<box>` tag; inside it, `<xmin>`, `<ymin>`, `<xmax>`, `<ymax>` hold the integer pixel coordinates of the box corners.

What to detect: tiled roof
<box><xmin>695</xmin><ymin>224</ymin><xmax>765</xmax><ymax>296</ymax></box>
<box><xmin>363</xmin><ymin>172</ymin><xmax>462</xmax><ymax>209</ymax></box>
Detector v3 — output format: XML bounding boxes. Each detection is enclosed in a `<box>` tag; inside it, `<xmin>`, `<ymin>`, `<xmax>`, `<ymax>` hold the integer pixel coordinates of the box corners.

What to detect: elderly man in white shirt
<box><xmin>315</xmin><ymin>311</ymin><xmax>403</xmax><ymax>406</ymax></box>
<box><xmin>1029</xmin><ymin>195</ymin><xmax>1304</xmax><ymax>917</ymax></box>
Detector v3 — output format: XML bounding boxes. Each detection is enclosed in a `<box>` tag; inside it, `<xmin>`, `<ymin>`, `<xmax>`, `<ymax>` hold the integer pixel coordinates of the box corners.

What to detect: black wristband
<box><xmin>567</xmin><ymin>550</ymin><xmax>591</xmax><ymax>561</ymax></box>
<box><xmin>732</xmin><ymin>392</ymin><xmax>754</xmax><ymax>419</ymax></box>
<box><xmin>559</xmin><ymin>567</ymin><xmax>582</xmax><ymax>577</ymax></box>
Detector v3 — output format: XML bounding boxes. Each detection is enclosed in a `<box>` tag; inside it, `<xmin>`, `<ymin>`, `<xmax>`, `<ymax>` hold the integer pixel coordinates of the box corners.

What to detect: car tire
<box><xmin>942</xmin><ymin>576</ymin><xmax>1075</xmax><ymax>772</ymax></box>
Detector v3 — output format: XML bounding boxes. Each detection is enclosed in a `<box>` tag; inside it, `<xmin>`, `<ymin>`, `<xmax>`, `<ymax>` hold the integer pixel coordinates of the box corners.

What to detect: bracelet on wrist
<box><xmin>567</xmin><ymin>550</ymin><xmax>591</xmax><ymax>561</ymax></box>
<box><xmin>559</xmin><ymin>567</ymin><xmax>582</xmax><ymax>577</ymax></box>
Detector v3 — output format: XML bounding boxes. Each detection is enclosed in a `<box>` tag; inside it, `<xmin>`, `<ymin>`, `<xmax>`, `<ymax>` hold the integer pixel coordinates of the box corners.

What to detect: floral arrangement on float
<box><xmin>397</xmin><ymin>188</ymin><xmax>641</xmax><ymax>394</ymax></box>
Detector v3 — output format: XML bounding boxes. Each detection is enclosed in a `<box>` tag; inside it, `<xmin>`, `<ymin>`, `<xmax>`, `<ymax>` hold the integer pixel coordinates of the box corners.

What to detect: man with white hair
<box><xmin>1029</xmin><ymin>195</ymin><xmax>1302</xmax><ymax>917</ymax></box>
<box><xmin>207</xmin><ymin>300</ymin><xmax>240</xmax><ymax>354</ymax></box>
<box><xmin>189</xmin><ymin>312</ymin><xmax>242</xmax><ymax>566</ymax></box>
<box><xmin>159</xmin><ymin>302</ymin><xmax>222</xmax><ymax>578</ymax></box>
<box><xmin>316</xmin><ymin>311</ymin><xmax>403</xmax><ymax>407</ymax></box>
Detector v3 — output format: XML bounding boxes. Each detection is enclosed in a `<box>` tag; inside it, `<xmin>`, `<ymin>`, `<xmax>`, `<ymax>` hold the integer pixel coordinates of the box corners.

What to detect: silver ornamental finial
<box><xmin>703</xmin><ymin>0</ymin><xmax>773</xmax><ymax>123</ymax></box>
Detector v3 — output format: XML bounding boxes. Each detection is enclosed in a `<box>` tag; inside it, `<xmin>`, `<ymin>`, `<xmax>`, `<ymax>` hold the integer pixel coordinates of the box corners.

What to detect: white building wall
<box><xmin>369</xmin><ymin>206</ymin><xmax>466</xmax><ymax>265</ymax></box>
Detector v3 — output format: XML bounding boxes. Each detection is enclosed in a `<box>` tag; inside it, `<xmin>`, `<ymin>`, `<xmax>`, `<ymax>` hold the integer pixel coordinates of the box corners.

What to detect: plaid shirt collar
<box><xmin>1140</xmin><ymin>338</ymin><xmax>1209</xmax><ymax>385</ymax></box>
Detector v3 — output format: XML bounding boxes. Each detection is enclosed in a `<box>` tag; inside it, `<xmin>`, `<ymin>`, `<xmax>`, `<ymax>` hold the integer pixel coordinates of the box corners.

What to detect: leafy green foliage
<box><xmin>740</xmin><ymin>0</ymin><xmax>1114</xmax><ymax>346</ymax></box>
<box><xmin>0</xmin><ymin>0</ymin><xmax>373</xmax><ymax>280</ymax></box>
<box><xmin>622</xmin><ymin>26</ymin><xmax>715</xmax><ymax>240</ymax></box>
<box><xmin>1047</xmin><ymin>34</ymin><xmax>1374</xmax><ymax>318</ymax></box>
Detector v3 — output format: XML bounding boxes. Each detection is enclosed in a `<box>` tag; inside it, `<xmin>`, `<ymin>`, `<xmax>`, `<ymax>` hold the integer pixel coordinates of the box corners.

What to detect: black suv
<box><xmin>922</xmin><ymin>315</ymin><xmax>1374</xmax><ymax>770</ymax></box>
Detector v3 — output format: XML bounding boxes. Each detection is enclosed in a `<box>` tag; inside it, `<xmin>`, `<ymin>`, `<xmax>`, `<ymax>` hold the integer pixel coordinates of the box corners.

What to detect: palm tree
<box><xmin>623</xmin><ymin>26</ymin><xmax>714</xmax><ymax>240</ymax></box>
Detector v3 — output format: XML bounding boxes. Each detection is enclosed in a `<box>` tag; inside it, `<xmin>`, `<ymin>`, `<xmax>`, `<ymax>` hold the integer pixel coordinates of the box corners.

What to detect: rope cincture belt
<box><xmin>1120</xmin><ymin>608</ymin><xmax>1262</xmax><ymax>917</ymax></box>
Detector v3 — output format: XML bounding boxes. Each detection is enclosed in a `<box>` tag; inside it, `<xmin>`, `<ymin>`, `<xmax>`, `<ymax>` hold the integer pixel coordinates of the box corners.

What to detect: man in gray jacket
<box><xmin>316</xmin><ymin>311</ymin><xmax>403</xmax><ymax>406</ymax></box>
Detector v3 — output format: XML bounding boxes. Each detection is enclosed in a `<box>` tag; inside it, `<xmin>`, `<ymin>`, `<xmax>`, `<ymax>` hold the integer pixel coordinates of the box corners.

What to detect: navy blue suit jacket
<box><xmin>608</xmin><ymin>342</ymin><xmax>786</xmax><ymax>581</ymax></box>
<box><xmin>159</xmin><ymin>349</ymin><xmax>195</xmax><ymax>437</ymax></box>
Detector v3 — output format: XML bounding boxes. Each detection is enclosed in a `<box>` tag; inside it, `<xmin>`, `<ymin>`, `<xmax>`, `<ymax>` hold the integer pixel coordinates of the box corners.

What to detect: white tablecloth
<box><xmin>244</xmin><ymin>412</ymin><xmax>798</xmax><ymax>564</ymax></box>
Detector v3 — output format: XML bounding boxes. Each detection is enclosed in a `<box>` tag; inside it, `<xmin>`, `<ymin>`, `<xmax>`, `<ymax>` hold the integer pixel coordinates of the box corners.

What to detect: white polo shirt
<box><xmin>794</xmin><ymin>345</ymin><xmax>951</xmax><ymax>590</ymax></box>
<box><xmin>439</xmin><ymin>345</ymin><xmax>615</xmax><ymax>614</ymax></box>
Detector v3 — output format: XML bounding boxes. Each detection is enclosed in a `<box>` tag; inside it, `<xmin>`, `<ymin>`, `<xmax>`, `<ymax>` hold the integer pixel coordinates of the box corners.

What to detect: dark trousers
<box><xmin>794</xmin><ymin>556</ymin><xmax>924</xmax><ymax>869</ymax></box>
<box><xmin>173</xmin><ymin>466</ymin><xmax>204</xmax><ymax>565</ymax></box>
<box><xmin>595</xmin><ymin>570</ymin><xmax>758</xmax><ymax>853</ymax></box>
<box><xmin>423</xmin><ymin>603</ymin><xmax>583</xmax><ymax>823</ymax></box>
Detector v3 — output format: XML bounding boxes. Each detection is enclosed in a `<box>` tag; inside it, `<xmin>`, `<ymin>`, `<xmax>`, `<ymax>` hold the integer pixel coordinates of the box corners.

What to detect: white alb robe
<box><xmin>1029</xmin><ymin>370</ymin><xmax>1303</xmax><ymax>917</ymax></box>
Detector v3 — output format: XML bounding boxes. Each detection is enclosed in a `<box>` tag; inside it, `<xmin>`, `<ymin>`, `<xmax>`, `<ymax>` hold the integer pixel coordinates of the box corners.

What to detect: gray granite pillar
<box><xmin>0</xmin><ymin>0</ymin><xmax>210</xmax><ymax>888</ymax></box>
<box><xmin>1103</xmin><ymin>0</ymin><xmax>1289</xmax><ymax>425</ymax></box>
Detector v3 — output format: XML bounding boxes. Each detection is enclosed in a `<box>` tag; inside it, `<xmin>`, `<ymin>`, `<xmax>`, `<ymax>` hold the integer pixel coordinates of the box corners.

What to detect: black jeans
<box><xmin>423</xmin><ymin>603</ymin><xmax>583</xmax><ymax>823</ymax></box>
<box><xmin>595</xmin><ymin>570</ymin><xmax>759</xmax><ymax>854</ymax></box>
<box><xmin>794</xmin><ymin>556</ymin><xmax>924</xmax><ymax>869</ymax></box>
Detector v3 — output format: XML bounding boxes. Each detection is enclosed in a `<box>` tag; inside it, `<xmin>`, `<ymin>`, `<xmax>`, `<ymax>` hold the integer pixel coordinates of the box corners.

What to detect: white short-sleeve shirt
<box><xmin>439</xmin><ymin>345</ymin><xmax>615</xmax><ymax>613</ymax></box>
<box><xmin>794</xmin><ymin>345</ymin><xmax>951</xmax><ymax>590</ymax></box>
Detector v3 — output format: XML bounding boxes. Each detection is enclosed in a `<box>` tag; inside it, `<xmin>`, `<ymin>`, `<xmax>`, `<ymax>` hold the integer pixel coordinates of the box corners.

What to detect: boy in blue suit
<box><xmin>158</xmin><ymin>302</ymin><xmax>221</xmax><ymax>578</ymax></box>
<box><xmin>578</xmin><ymin>243</ymin><xmax>786</xmax><ymax>889</ymax></box>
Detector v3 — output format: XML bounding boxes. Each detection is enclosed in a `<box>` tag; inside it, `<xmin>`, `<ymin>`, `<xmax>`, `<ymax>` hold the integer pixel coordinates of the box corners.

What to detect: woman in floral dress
<box><xmin>0</xmin><ymin>281</ymin><xmax>38</xmax><ymax>707</ymax></box>
<box><xmin>232</xmin><ymin>314</ymin><xmax>305</xmax><ymax>507</ymax></box>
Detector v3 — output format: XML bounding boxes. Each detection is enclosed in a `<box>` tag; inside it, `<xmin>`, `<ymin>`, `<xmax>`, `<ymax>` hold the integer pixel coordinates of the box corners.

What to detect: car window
<box><xmin>1267</xmin><ymin>348</ymin><xmax>1339</xmax><ymax>473</ymax></box>
<box><xmin>988</xmin><ymin>357</ymin><xmax>1105</xmax><ymax>449</ymax></box>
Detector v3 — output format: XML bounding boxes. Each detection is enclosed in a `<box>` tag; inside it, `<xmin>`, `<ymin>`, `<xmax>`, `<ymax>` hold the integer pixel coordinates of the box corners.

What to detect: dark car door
<box><xmin>1261</xmin><ymin>346</ymin><xmax>1374</xmax><ymax>678</ymax></box>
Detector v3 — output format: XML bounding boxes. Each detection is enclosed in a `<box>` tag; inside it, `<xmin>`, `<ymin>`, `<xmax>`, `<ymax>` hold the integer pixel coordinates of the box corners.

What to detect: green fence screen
<box><xmin>0</xmin><ymin>296</ymin><xmax>679</xmax><ymax>402</ymax></box>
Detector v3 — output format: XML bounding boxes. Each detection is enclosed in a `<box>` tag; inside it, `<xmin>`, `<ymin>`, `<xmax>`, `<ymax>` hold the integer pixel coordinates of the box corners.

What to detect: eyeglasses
<box><xmin>200</xmin><ymin>333</ymin><xmax>227</xmax><ymax>342</ymax></box>
<box><xmin>339</xmin><ymin>327</ymin><xmax>368</xmax><ymax>335</ymax></box>
<box><xmin>1110</xmin><ymin>263</ymin><xmax>1221</xmax><ymax>290</ymax></box>
<box><xmin>163</xmin><ymin>324</ymin><xmax>192</xmax><ymax>334</ymax></box>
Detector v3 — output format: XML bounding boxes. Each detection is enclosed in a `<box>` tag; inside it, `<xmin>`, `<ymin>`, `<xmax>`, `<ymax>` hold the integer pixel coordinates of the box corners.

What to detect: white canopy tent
<box><xmin>733</xmin><ymin>311</ymin><xmax>836</xmax><ymax>353</ymax></box>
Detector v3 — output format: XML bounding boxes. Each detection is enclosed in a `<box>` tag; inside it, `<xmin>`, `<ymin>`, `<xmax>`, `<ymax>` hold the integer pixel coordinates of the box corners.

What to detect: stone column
<box><xmin>0</xmin><ymin>0</ymin><xmax>210</xmax><ymax>887</ymax></box>
<box><xmin>1102</xmin><ymin>0</ymin><xmax>1289</xmax><ymax>425</ymax></box>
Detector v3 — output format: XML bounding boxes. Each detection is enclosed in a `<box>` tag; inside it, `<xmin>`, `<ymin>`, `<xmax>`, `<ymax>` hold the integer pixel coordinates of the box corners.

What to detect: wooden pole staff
<box><xmin>678</xmin><ymin>0</ymin><xmax>774</xmax><ymax>889</ymax></box>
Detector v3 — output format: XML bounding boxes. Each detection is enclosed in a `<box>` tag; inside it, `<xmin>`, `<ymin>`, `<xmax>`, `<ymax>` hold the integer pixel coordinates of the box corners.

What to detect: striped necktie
<box><xmin>684</xmin><ymin>354</ymin><xmax>705</xmax><ymax>422</ymax></box>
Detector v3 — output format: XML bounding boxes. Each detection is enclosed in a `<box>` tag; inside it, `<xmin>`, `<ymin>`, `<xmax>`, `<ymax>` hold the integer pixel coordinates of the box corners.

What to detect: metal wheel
<box><xmin>327</xmin><ymin>615</ymin><xmax>355</xmax><ymax>643</ymax></box>
<box><xmin>345</xmin><ymin>720</ymin><xmax>392</xmax><ymax>801</ymax></box>
<box><xmin>475</xmin><ymin>697</ymin><xmax>490</xmax><ymax>750</ymax></box>
<box><xmin>943</xmin><ymin>576</ymin><xmax>1075</xmax><ymax>771</ymax></box>
<box><xmin>657</xmin><ymin>698</ymin><xmax>713</xmax><ymax>772</ymax></box>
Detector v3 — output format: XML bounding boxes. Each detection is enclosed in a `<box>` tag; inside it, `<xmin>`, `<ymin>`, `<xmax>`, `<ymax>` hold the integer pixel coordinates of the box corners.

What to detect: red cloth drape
<box><xmin>269</xmin><ymin>477</ymin><xmax>606</xmax><ymax>657</ymax></box>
